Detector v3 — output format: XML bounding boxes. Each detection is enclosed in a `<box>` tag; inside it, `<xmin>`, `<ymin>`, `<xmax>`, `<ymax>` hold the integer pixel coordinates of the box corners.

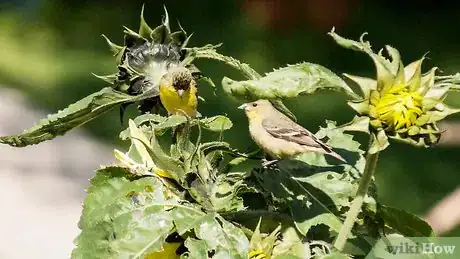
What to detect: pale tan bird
<box><xmin>239</xmin><ymin>99</ymin><xmax>346</xmax><ymax>165</ymax></box>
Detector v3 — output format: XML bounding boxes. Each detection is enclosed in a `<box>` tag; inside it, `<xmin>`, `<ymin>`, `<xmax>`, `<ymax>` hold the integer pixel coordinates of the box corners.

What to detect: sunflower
<box><xmin>95</xmin><ymin>6</ymin><xmax>204</xmax><ymax>120</ymax></box>
<box><xmin>330</xmin><ymin>30</ymin><xmax>460</xmax><ymax>152</ymax></box>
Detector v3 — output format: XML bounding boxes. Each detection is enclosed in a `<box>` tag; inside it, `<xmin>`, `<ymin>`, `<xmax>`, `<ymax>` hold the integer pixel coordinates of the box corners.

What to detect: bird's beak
<box><xmin>177</xmin><ymin>89</ymin><xmax>185</xmax><ymax>97</ymax></box>
<box><xmin>238</xmin><ymin>103</ymin><xmax>248</xmax><ymax>110</ymax></box>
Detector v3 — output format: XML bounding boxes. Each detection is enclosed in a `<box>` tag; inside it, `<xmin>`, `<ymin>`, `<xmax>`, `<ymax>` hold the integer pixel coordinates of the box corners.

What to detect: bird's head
<box><xmin>161</xmin><ymin>66</ymin><xmax>194</xmax><ymax>97</ymax></box>
<box><xmin>238</xmin><ymin>99</ymin><xmax>272</xmax><ymax>120</ymax></box>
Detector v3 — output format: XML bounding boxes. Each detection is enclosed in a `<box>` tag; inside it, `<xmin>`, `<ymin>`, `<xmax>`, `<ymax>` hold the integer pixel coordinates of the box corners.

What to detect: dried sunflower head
<box><xmin>95</xmin><ymin>6</ymin><xmax>201</xmax><ymax>118</ymax></box>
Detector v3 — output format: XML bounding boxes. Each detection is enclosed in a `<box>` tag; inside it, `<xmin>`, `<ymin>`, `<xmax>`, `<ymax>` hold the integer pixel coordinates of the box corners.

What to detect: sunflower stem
<box><xmin>333</xmin><ymin>137</ymin><xmax>380</xmax><ymax>251</ymax></box>
<box><xmin>184</xmin><ymin>45</ymin><xmax>261</xmax><ymax>80</ymax></box>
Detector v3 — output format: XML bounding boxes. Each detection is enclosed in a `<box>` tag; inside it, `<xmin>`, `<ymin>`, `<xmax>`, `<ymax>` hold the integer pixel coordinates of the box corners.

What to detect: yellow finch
<box><xmin>159</xmin><ymin>67</ymin><xmax>198</xmax><ymax>118</ymax></box>
<box><xmin>239</xmin><ymin>99</ymin><xmax>345</xmax><ymax>163</ymax></box>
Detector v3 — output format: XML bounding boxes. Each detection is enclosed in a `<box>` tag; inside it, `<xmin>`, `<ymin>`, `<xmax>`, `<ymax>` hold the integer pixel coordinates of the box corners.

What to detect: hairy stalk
<box><xmin>184</xmin><ymin>45</ymin><xmax>261</xmax><ymax>80</ymax></box>
<box><xmin>333</xmin><ymin>139</ymin><xmax>380</xmax><ymax>251</ymax></box>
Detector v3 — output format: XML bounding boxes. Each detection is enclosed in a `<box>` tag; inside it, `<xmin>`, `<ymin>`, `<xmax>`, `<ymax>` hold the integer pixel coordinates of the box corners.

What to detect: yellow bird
<box><xmin>159</xmin><ymin>66</ymin><xmax>198</xmax><ymax>118</ymax></box>
<box><xmin>239</xmin><ymin>99</ymin><xmax>345</xmax><ymax>165</ymax></box>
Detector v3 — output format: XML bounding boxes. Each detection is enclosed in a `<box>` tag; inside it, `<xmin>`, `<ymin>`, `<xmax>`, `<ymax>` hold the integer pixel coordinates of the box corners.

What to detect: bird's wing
<box><xmin>261</xmin><ymin>117</ymin><xmax>333</xmax><ymax>153</ymax></box>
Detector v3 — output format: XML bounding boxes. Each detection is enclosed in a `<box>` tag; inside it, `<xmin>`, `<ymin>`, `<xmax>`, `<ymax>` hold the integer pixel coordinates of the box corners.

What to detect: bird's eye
<box><xmin>251</xmin><ymin>103</ymin><xmax>258</xmax><ymax>107</ymax></box>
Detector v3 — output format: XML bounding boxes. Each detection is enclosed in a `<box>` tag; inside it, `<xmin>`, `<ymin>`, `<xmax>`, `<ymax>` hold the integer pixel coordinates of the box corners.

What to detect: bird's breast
<box><xmin>160</xmin><ymin>85</ymin><xmax>197</xmax><ymax>117</ymax></box>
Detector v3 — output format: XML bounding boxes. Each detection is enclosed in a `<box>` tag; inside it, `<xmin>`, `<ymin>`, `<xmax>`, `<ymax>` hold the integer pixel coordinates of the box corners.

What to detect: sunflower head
<box><xmin>370</xmin><ymin>83</ymin><xmax>423</xmax><ymax>130</ymax></box>
<box><xmin>330</xmin><ymin>29</ymin><xmax>460</xmax><ymax>151</ymax></box>
<box><xmin>94</xmin><ymin>6</ymin><xmax>203</xmax><ymax>118</ymax></box>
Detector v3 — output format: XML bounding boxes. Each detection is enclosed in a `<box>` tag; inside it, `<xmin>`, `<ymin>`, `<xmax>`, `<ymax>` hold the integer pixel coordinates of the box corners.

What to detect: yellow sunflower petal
<box><xmin>404</xmin><ymin>58</ymin><xmax>424</xmax><ymax>91</ymax></box>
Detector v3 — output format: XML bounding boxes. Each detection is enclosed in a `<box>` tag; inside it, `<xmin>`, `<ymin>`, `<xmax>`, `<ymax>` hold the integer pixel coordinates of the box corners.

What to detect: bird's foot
<box><xmin>262</xmin><ymin>159</ymin><xmax>279</xmax><ymax>169</ymax></box>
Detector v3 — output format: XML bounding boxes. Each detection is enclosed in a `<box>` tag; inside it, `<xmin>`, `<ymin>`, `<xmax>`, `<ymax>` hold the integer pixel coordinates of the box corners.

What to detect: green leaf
<box><xmin>150</xmin><ymin>7</ymin><xmax>170</xmax><ymax>44</ymax></box>
<box><xmin>343</xmin><ymin>74</ymin><xmax>376</xmax><ymax>99</ymax></box>
<box><xmin>0</xmin><ymin>87</ymin><xmax>138</xmax><ymax>147</ymax></box>
<box><xmin>175</xmin><ymin>119</ymin><xmax>196</xmax><ymax>166</ymax></box>
<box><xmin>258</xmin><ymin>121</ymin><xmax>372</xmax><ymax>238</ymax></box>
<box><xmin>391</xmin><ymin>123</ymin><xmax>442</xmax><ymax>147</ymax></box>
<box><xmin>272</xmin><ymin>227</ymin><xmax>310</xmax><ymax>258</ymax></box>
<box><xmin>378</xmin><ymin>205</ymin><xmax>435</xmax><ymax>237</ymax></box>
<box><xmin>82</xmin><ymin>175</ymin><xmax>169</xmax><ymax>230</ymax></box>
<box><xmin>199</xmin><ymin>115</ymin><xmax>233</xmax><ymax>132</ymax></box>
<box><xmin>416</xmin><ymin>103</ymin><xmax>460</xmax><ymax>125</ymax></box>
<box><xmin>161</xmin><ymin>5</ymin><xmax>171</xmax><ymax>34</ymax></box>
<box><xmin>151</xmin><ymin>24</ymin><xmax>167</xmax><ymax>43</ymax></box>
<box><xmin>101</xmin><ymin>34</ymin><xmax>123</xmax><ymax>55</ymax></box>
<box><xmin>209</xmin><ymin>174</ymin><xmax>247</xmax><ymax>212</ymax></box>
<box><xmin>329</xmin><ymin>29</ymin><xmax>398</xmax><ymax>92</ymax></box>
<box><xmin>119</xmin><ymin>113</ymin><xmax>174</xmax><ymax>139</ymax></box>
<box><xmin>259</xmin><ymin>168</ymin><xmax>340</xmax><ymax>236</ymax></box>
<box><xmin>435</xmin><ymin>72</ymin><xmax>460</xmax><ymax>91</ymax></box>
<box><xmin>112</xmin><ymin>210</ymin><xmax>174</xmax><ymax>259</ymax></box>
<box><xmin>86</xmin><ymin>166</ymin><xmax>135</xmax><ymax>195</ymax></box>
<box><xmin>176</xmin><ymin>22</ymin><xmax>191</xmax><ymax>49</ymax></box>
<box><xmin>183</xmin><ymin>44</ymin><xmax>305</xmax><ymax>122</ymax></box>
<box><xmin>329</xmin><ymin>28</ymin><xmax>370</xmax><ymax>52</ymax></box>
<box><xmin>198</xmin><ymin>141</ymin><xmax>234</xmax><ymax>158</ymax></box>
<box><xmin>290</xmin><ymin>200</ymin><xmax>343</xmax><ymax>236</ymax></box>
<box><xmin>73</xmin><ymin>172</ymin><xmax>179</xmax><ymax>259</ymax></box>
<box><xmin>222</xmin><ymin>62</ymin><xmax>359</xmax><ymax>102</ymax></box>
<box><xmin>123</xmin><ymin>26</ymin><xmax>146</xmax><ymax>46</ymax></box>
<box><xmin>195</xmin><ymin>215</ymin><xmax>250</xmax><ymax>259</ymax></box>
<box><xmin>170</xmin><ymin>207</ymin><xmax>208</xmax><ymax>235</ymax></box>
<box><xmin>133</xmin><ymin>113</ymin><xmax>168</xmax><ymax>124</ymax></box>
<box><xmin>422</xmin><ymin>87</ymin><xmax>449</xmax><ymax>110</ymax></box>
<box><xmin>123</xmin><ymin>122</ymin><xmax>158</xmax><ymax>171</ymax></box>
<box><xmin>139</xmin><ymin>4</ymin><xmax>153</xmax><ymax>39</ymax></box>
<box><xmin>347</xmin><ymin>100</ymin><xmax>370</xmax><ymax>115</ymax></box>
<box><xmin>338</xmin><ymin>116</ymin><xmax>370</xmax><ymax>133</ymax></box>
<box><xmin>92</xmin><ymin>72</ymin><xmax>117</xmax><ymax>84</ymax></box>
<box><xmin>197</xmin><ymin>75</ymin><xmax>216</xmax><ymax>88</ymax></box>
<box><xmin>167</xmin><ymin>31</ymin><xmax>187</xmax><ymax>46</ymax></box>
<box><xmin>155</xmin><ymin>115</ymin><xmax>188</xmax><ymax>130</ymax></box>
<box><xmin>368</xmin><ymin>130</ymin><xmax>389</xmax><ymax>154</ymax></box>
<box><xmin>127</xmin><ymin>120</ymin><xmax>185</xmax><ymax>181</ymax></box>
<box><xmin>183</xmin><ymin>238</ymin><xmax>210</xmax><ymax>259</ymax></box>
<box><xmin>122</xmin><ymin>114</ymin><xmax>232</xmax><ymax>137</ymax></box>
<box><xmin>207</xmin><ymin>157</ymin><xmax>260</xmax><ymax>212</ymax></box>
<box><xmin>314</xmin><ymin>120</ymin><xmax>366</xmax><ymax>169</ymax></box>
<box><xmin>304</xmin><ymin>172</ymin><xmax>358</xmax><ymax>210</ymax></box>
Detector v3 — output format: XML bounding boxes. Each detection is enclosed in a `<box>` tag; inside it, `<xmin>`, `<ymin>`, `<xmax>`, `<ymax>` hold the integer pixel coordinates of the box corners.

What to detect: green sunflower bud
<box><xmin>330</xmin><ymin>29</ymin><xmax>460</xmax><ymax>152</ymax></box>
<box><xmin>248</xmin><ymin>219</ymin><xmax>280</xmax><ymax>259</ymax></box>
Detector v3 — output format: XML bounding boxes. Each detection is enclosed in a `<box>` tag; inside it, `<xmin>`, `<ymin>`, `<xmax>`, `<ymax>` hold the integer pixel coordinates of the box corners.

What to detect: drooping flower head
<box><xmin>330</xmin><ymin>29</ymin><xmax>460</xmax><ymax>152</ymax></box>
<box><xmin>95</xmin><ymin>6</ymin><xmax>200</xmax><ymax>117</ymax></box>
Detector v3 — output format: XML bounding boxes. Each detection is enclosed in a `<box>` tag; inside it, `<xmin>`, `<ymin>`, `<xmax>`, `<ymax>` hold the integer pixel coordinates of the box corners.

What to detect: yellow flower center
<box><xmin>373</xmin><ymin>84</ymin><xmax>423</xmax><ymax>130</ymax></box>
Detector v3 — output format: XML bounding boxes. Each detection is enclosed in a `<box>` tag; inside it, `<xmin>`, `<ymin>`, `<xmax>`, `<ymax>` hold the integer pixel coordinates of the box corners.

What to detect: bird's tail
<box><xmin>316</xmin><ymin>140</ymin><xmax>346</xmax><ymax>163</ymax></box>
<box><xmin>328</xmin><ymin>150</ymin><xmax>346</xmax><ymax>163</ymax></box>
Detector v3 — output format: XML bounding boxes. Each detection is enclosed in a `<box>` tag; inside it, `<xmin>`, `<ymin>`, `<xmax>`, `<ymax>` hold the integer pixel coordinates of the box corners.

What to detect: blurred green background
<box><xmin>1</xmin><ymin>0</ymin><xmax>459</xmax><ymax>235</ymax></box>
